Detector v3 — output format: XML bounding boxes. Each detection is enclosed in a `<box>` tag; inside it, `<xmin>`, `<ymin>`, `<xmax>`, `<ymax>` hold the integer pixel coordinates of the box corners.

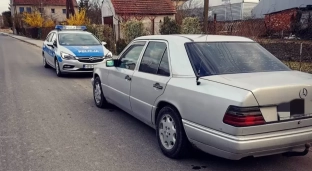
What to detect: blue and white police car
<box><xmin>42</xmin><ymin>25</ymin><xmax>112</xmax><ymax>77</ymax></box>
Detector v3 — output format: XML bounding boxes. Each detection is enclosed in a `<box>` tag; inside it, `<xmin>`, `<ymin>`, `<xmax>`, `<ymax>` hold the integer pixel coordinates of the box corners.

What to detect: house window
<box><xmin>26</xmin><ymin>7</ymin><xmax>31</xmax><ymax>13</ymax></box>
<box><xmin>39</xmin><ymin>8</ymin><xmax>44</xmax><ymax>13</ymax></box>
<box><xmin>51</xmin><ymin>9</ymin><xmax>55</xmax><ymax>13</ymax></box>
<box><xmin>62</xmin><ymin>9</ymin><xmax>66</xmax><ymax>14</ymax></box>
<box><xmin>19</xmin><ymin>7</ymin><xmax>24</xmax><ymax>13</ymax></box>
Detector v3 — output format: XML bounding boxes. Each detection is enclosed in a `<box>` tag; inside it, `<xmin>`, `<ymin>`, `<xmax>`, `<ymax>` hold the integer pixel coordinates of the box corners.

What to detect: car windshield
<box><xmin>185</xmin><ymin>42</ymin><xmax>291</xmax><ymax>76</ymax></box>
<box><xmin>58</xmin><ymin>33</ymin><xmax>101</xmax><ymax>46</ymax></box>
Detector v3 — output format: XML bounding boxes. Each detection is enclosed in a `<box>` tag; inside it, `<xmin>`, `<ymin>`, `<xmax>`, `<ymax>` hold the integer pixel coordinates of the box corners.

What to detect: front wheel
<box><xmin>156</xmin><ymin>106</ymin><xmax>190</xmax><ymax>159</ymax></box>
<box><xmin>55</xmin><ymin>59</ymin><xmax>62</xmax><ymax>77</ymax></box>
<box><xmin>93</xmin><ymin>77</ymin><xmax>108</xmax><ymax>108</ymax></box>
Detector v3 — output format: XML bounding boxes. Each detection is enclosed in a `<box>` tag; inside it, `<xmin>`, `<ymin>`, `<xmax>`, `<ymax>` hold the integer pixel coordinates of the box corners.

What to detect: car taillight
<box><xmin>223</xmin><ymin>106</ymin><xmax>265</xmax><ymax>127</ymax></box>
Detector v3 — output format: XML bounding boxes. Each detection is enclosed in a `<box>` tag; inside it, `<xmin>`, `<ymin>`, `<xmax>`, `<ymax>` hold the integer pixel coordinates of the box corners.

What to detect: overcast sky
<box><xmin>0</xmin><ymin>0</ymin><xmax>10</xmax><ymax>14</ymax></box>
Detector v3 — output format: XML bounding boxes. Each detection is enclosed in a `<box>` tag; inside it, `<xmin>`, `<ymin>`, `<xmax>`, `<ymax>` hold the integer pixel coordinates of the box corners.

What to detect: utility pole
<box><xmin>204</xmin><ymin>0</ymin><xmax>209</xmax><ymax>34</ymax></box>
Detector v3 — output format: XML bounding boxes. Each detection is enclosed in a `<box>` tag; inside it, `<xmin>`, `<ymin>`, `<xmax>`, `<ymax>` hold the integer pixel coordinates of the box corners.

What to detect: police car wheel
<box><xmin>55</xmin><ymin>59</ymin><xmax>62</xmax><ymax>77</ymax></box>
<box><xmin>43</xmin><ymin>54</ymin><xmax>48</xmax><ymax>68</ymax></box>
<box><xmin>93</xmin><ymin>77</ymin><xmax>108</xmax><ymax>108</ymax></box>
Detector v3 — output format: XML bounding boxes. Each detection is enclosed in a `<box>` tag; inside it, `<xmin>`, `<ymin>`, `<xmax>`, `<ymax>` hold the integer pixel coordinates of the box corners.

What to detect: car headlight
<box><xmin>105</xmin><ymin>52</ymin><xmax>112</xmax><ymax>58</ymax></box>
<box><xmin>60</xmin><ymin>52</ymin><xmax>76</xmax><ymax>60</ymax></box>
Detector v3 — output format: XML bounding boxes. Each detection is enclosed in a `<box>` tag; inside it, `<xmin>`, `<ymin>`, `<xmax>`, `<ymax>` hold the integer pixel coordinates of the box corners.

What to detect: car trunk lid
<box><xmin>202</xmin><ymin>71</ymin><xmax>312</xmax><ymax>135</ymax></box>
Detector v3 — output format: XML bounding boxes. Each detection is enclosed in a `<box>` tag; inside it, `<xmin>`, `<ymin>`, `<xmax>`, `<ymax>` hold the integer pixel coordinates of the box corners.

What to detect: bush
<box><xmin>181</xmin><ymin>17</ymin><xmax>202</xmax><ymax>34</ymax></box>
<box><xmin>87</xmin><ymin>24</ymin><xmax>116</xmax><ymax>54</ymax></box>
<box><xmin>66</xmin><ymin>9</ymin><xmax>90</xmax><ymax>26</ymax></box>
<box><xmin>22</xmin><ymin>11</ymin><xmax>44</xmax><ymax>28</ymax></box>
<box><xmin>116</xmin><ymin>39</ymin><xmax>127</xmax><ymax>55</ymax></box>
<box><xmin>160</xmin><ymin>17</ymin><xmax>180</xmax><ymax>35</ymax></box>
<box><xmin>121</xmin><ymin>20</ymin><xmax>146</xmax><ymax>44</ymax></box>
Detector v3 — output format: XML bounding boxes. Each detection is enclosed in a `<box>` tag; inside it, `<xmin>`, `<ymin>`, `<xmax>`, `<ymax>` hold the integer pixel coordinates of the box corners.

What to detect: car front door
<box><xmin>48</xmin><ymin>33</ymin><xmax>58</xmax><ymax>67</ymax></box>
<box><xmin>130</xmin><ymin>41</ymin><xmax>171</xmax><ymax>123</ymax></box>
<box><xmin>107</xmin><ymin>41</ymin><xmax>147</xmax><ymax>114</ymax></box>
<box><xmin>43</xmin><ymin>32</ymin><xmax>53</xmax><ymax>64</ymax></box>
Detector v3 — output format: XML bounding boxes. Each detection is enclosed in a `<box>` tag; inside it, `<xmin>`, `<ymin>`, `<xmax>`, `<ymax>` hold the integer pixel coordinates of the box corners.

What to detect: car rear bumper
<box><xmin>183</xmin><ymin>119</ymin><xmax>312</xmax><ymax>160</ymax></box>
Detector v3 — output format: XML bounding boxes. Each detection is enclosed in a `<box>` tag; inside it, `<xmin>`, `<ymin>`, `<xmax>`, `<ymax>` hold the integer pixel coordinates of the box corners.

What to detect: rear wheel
<box><xmin>156</xmin><ymin>106</ymin><xmax>190</xmax><ymax>159</ymax></box>
<box><xmin>93</xmin><ymin>77</ymin><xmax>108</xmax><ymax>108</ymax></box>
<box><xmin>55</xmin><ymin>59</ymin><xmax>62</xmax><ymax>77</ymax></box>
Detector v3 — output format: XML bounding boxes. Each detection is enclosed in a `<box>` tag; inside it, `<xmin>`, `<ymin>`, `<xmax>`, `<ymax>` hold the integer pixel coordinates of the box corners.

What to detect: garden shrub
<box><xmin>160</xmin><ymin>16</ymin><xmax>180</xmax><ymax>35</ymax></box>
<box><xmin>116</xmin><ymin>39</ymin><xmax>127</xmax><ymax>55</ymax></box>
<box><xmin>121</xmin><ymin>20</ymin><xmax>146</xmax><ymax>44</ymax></box>
<box><xmin>181</xmin><ymin>17</ymin><xmax>202</xmax><ymax>34</ymax></box>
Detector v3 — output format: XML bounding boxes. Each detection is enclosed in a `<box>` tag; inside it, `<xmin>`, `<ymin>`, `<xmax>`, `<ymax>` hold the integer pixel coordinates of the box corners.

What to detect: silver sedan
<box><xmin>91</xmin><ymin>34</ymin><xmax>312</xmax><ymax>160</ymax></box>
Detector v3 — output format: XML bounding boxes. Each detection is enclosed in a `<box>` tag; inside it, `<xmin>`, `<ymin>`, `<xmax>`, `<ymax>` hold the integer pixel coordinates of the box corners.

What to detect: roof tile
<box><xmin>111</xmin><ymin>0</ymin><xmax>176</xmax><ymax>15</ymax></box>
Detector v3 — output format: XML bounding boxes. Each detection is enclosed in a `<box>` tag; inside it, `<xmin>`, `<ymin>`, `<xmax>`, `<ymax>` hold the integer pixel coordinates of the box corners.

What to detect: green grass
<box><xmin>282</xmin><ymin>61</ymin><xmax>312</xmax><ymax>73</ymax></box>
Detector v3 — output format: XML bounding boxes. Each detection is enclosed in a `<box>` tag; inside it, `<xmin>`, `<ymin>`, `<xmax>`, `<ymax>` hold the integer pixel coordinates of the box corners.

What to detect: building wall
<box><xmin>11</xmin><ymin>5</ymin><xmax>78</xmax><ymax>22</ymax></box>
<box><xmin>252</xmin><ymin>0</ymin><xmax>311</xmax><ymax>19</ymax></box>
<box><xmin>264</xmin><ymin>8</ymin><xmax>298</xmax><ymax>32</ymax></box>
<box><xmin>101</xmin><ymin>0</ymin><xmax>175</xmax><ymax>40</ymax></box>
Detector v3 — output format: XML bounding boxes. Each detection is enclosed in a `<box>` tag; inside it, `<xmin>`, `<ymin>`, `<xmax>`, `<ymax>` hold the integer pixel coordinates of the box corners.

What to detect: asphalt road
<box><xmin>0</xmin><ymin>34</ymin><xmax>311</xmax><ymax>171</ymax></box>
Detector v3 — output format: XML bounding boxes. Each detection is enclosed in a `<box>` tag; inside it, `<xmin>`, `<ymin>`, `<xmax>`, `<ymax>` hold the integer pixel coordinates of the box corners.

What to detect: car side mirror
<box><xmin>106</xmin><ymin>59</ymin><xmax>120</xmax><ymax>67</ymax></box>
<box><xmin>47</xmin><ymin>42</ymin><xmax>54</xmax><ymax>48</ymax></box>
<box><xmin>102</xmin><ymin>41</ymin><xmax>107</xmax><ymax>46</ymax></box>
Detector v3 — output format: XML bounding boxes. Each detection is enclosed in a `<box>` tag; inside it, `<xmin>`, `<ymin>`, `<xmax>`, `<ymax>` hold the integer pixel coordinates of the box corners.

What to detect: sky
<box><xmin>0</xmin><ymin>0</ymin><xmax>10</xmax><ymax>14</ymax></box>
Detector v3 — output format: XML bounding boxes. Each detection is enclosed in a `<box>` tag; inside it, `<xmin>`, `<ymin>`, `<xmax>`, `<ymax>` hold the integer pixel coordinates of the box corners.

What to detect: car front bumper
<box><xmin>183</xmin><ymin>119</ymin><xmax>312</xmax><ymax>160</ymax></box>
<box><xmin>59</xmin><ymin>59</ymin><xmax>105</xmax><ymax>73</ymax></box>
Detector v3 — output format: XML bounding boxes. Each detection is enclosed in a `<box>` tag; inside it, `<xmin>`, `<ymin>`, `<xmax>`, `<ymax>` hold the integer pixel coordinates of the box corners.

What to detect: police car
<box><xmin>42</xmin><ymin>25</ymin><xmax>112</xmax><ymax>76</ymax></box>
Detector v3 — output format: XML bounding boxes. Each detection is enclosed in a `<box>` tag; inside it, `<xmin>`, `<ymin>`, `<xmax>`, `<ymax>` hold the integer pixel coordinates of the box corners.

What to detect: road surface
<box><xmin>0</xmin><ymin>34</ymin><xmax>311</xmax><ymax>171</ymax></box>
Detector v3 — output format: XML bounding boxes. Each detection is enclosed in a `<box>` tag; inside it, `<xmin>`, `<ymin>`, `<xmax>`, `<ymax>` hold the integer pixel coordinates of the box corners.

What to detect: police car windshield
<box><xmin>58</xmin><ymin>33</ymin><xmax>101</xmax><ymax>46</ymax></box>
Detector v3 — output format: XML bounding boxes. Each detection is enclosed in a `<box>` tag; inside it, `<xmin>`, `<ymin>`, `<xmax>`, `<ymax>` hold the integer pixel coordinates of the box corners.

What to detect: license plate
<box><xmin>290</xmin><ymin>99</ymin><xmax>305</xmax><ymax>117</ymax></box>
<box><xmin>83</xmin><ymin>64</ymin><xmax>94</xmax><ymax>69</ymax></box>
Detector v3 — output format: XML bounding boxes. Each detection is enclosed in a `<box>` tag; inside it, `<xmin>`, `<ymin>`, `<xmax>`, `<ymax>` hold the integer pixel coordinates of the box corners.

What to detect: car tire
<box><xmin>55</xmin><ymin>58</ymin><xmax>62</xmax><ymax>77</ymax></box>
<box><xmin>43</xmin><ymin>53</ymin><xmax>48</xmax><ymax>68</ymax></box>
<box><xmin>156</xmin><ymin>105</ymin><xmax>190</xmax><ymax>159</ymax></box>
<box><xmin>93</xmin><ymin>77</ymin><xmax>108</xmax><ymax>108</ymax></box>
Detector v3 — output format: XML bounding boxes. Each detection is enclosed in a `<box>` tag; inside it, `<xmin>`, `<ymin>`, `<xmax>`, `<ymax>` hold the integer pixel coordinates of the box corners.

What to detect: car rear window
<box><xmin>58</xmin><ymin>33</ymin><xmax>101</xmax><ymax>46</ymax></box>
<box><xmin>185</xmin><ymin>42</ymin><xmax>291</xmax><ymax>76</ymax></box>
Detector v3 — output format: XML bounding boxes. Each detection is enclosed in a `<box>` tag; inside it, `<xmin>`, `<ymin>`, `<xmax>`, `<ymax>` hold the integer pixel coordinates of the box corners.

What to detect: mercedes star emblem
<box><xmin>299</xmin><ymin>88</ymin><xmax>308</xmax><ymax>99</ymax></box>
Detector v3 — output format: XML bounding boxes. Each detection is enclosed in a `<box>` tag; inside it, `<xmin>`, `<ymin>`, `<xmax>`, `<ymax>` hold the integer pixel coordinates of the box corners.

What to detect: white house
<box><xmin>101</xmin><ymin>0</ymin><xmax>176</xmax><ymax>40</ymax></box>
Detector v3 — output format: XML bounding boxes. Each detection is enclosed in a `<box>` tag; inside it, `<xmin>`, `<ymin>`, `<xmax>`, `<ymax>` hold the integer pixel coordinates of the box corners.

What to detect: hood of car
<box><xmin>63</xmin><ymin>45</ymin><xmax>105</xmax><ymax>57</ymax></box>
<box><xmin>202</xmin><ymin>71</ymin><xmax>312</xmax><ymax>106</ymax></box>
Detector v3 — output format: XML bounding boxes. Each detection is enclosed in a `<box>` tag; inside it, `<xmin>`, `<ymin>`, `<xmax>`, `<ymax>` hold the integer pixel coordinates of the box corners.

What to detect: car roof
<box><xmin>54</xmin><ymin>30</ymin><xmax>92</xmax><ymax>34</ymax></box>
<box><xmin>135</xmin><ymin>34</ymin><xmax>254</xmax><ymax>42</ymax></box>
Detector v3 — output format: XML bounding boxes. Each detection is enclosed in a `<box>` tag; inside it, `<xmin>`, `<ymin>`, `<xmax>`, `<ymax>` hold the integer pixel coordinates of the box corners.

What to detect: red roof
<box><xmin>111</xmin><ymin>0</ymin><xmax>176</xmax><ymax>15</ymax></box>
<box><xmin>13</xmin><ymin>0</ymin><xmax>78</xmax><ymax>6</ymax></box>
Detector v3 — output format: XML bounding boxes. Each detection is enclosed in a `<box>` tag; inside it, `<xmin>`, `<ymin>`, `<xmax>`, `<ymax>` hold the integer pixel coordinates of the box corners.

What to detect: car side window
<box><xmin>48</xmin><ymin>33</ymin><xmax>55</xmax><ymax>42</ymax></box>
<box><xmin>139</xmin><ymin>42</ymin><xmax>167</xmax><ymax>75</ymax></box>
<box><xmin>119</xmin><ymin>43</ymin><xmax>145</xmax><ymax>70</ymax></box>
<box><xmin>46</xmin><ymin>33</ymin><xmax>52</xmax><ymax>42</ymax></box>
<box><xmin>157</xmin><ymin>49</ymin><xmax>170</xmax><ymax>76</ymax></box>
<box><xmin>51</xmin><ymin>33</ymin><xmax>57</xmax><ymax>45</ymax></box>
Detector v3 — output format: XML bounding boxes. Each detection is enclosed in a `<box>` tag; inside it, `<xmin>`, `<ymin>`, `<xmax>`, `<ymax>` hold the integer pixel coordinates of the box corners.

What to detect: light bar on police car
<box><xmin>55</xmin><ymin>25</ymin><xmax>87</xmax><ymax>31</ymax></box>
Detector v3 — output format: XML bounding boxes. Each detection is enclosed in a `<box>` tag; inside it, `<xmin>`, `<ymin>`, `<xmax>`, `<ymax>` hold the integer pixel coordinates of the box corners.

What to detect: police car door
<box><xmin>43</xmin><ymin>32</ymin><xmax>54</xmax><ymax>65</ymax></box>
<box><xmin>48</xmin><ymin>33</ymin><xmax>58</xmax><ymax>67</ymax></box>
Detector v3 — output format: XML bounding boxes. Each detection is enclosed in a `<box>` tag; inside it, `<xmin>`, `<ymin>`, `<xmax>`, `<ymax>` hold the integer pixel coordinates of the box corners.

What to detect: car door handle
<box><xmin>125</xmin><ymin>75</ymin><xmax>131</xmax><ymax>81</ymax></box>
<box><xmin>153</xmin><ymin>83</ymin><xmax>163</xmax><ymax>90</ymax></box>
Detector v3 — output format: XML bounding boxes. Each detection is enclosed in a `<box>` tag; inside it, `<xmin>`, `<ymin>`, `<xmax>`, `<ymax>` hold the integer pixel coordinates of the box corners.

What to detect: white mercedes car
<box><xmin>91</xmin><ymin>34</ymin><xmax>312</xmax><ymax>160</ymax></box>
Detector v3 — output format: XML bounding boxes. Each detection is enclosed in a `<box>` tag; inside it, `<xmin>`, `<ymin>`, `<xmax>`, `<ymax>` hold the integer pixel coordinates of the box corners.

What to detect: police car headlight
<box><xmin>60</xmin><ymin>52</ymin><xmax>76</xmax><ymax>60</ymax></box>
<box><xmin>105</xmin><ymin>52</ymin><xmax>112</xmax><ymax>58</ymax></box>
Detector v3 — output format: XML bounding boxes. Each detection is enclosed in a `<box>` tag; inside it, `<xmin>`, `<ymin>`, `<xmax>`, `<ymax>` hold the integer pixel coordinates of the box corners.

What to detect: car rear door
<box><xmin>106</xmin><ymin>41</ymin><xmax>147</xmax><ymax>114</ymax></box>
<box><xmin>130</xmin><ymin>41</ymin><xmax>171</xmax><ymax>123</ymax></box>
